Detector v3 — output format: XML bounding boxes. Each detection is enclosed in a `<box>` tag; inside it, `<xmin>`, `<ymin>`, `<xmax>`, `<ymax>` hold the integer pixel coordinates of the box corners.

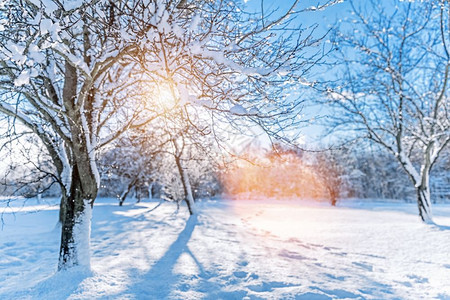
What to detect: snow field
<box><xmin>0</xmin><ymin>198</ymin><xmax>449</xmax><ymax>299</ymax></box>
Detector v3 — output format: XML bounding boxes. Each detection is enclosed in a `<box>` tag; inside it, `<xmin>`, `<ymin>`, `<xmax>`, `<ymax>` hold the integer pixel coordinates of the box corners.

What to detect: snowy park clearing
<box><xmin>1</xmin><ymin>198</ymin><xmax>450</xmax><ymax>300</ymax></box>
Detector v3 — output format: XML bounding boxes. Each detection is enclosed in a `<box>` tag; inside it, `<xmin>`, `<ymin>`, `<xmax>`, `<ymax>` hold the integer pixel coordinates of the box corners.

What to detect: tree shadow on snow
<box><xmin>432</xmin><ymin>223</ymin><xmax>450</xmax><ymax>231</ymax></box>
<box><xmin>122</xmin><ymin>214</ymin><xmax>201</xmax><ymax>298</ymax></box>
<box><xmin>96</xmin><ymin>206</ymin><xmax>251</xmax><ymax>299</ymax></box>
<box><xmin>91</xmin><ymin>202</ymin><xmax>399</xmax><ymax>299</ymax></box>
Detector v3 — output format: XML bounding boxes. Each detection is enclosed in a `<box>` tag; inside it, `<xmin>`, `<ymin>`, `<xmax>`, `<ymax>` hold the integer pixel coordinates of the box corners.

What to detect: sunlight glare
<box><xmin>154</xmin><ymin>81</ymin><xmax>178</xmax><ymax>112</ymax></box>
<box><xmin>221</xmin><ymin>148</ymin><xmax>328</xmax><ymax>201</ymax></box>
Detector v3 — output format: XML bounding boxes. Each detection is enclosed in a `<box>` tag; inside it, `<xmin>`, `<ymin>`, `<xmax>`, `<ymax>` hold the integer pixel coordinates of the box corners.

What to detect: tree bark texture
<box><xmin>58</xmin><ymin>165</ymin><xmax>95</xmax><ymax>270</ymax></box>
<box><xmin>175</xmin><ymin>156</ymin><xmax>195</xmax><ymax>215</ymax></box>
<box><xmin>416</xmin><ymin>185</ymin><xmax>433</xmax><ymax>224</ymax></box>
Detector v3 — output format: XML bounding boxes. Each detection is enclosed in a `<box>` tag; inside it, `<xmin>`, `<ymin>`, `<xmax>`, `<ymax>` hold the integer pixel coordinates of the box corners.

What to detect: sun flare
<box><xmin>221</xmin><ymin>149</ymin><xmax>329</xmax><ymax>201</ymax></box>
<box><xmin>154</xmin><ymin>81</ymin><xmax>178</xmax><ymax>111</ymax></box>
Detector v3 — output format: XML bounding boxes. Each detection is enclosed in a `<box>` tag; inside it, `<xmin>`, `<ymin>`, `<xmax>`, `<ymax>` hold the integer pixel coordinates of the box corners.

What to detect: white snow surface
<box><xmin>230</xmin><ymin>104</ymin><xmax>248</xmax><ymax>116</ymax></box>
<box><xmin>1</xmin><ymin>197</ymin><xmax>450</xmax><ymax>299</ymax></box>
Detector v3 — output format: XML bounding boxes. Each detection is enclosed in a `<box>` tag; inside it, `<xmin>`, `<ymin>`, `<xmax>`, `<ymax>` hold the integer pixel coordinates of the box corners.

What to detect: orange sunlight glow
<box><xmin>221</xmin><ymin>149</ymin><xmax>329</xmax><ymax>201</ymax></box>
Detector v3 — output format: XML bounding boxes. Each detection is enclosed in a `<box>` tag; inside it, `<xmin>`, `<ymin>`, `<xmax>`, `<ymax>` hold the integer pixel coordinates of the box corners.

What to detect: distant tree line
<box><xmin>3</xmin><ymin>141</ymin><xmax>448</xmax><ymax>205</ymax></box>
<box><xmin>222</xmin><ymin>143</ymin><xmax>450</xmax><ymax>205</ymax></box>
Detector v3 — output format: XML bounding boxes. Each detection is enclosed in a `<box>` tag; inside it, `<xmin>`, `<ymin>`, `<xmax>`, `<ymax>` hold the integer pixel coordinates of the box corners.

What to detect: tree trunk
<box><xmin>182</xmin><ymin>171</ymin><xmax>196</xmax><ymax>215</ymax></box>
<box><xmin>59</xmin><ymin>194</ymin><xmax>67</xmax><ymax>224</ymax></box>
<box><xmin>330</xmin><ymin>192</ymin><xmax>337</xmax><ymax>206</ymax></box>
<box><xmin>136</xmin><ymin>191</ymin><xmax>141</xmax><ymax>203</ymax></box>
<box><xmin>175</xmin><ymin>157</ymin><xmax>195</xmax><ymax>215</ymax></box>
<box><xmin>416</xmin><ymin>185</ymin><xmax>433</xmax><ymax>224</ymax></box>
<box><xmin>327</xmin><ymin>186</ymin><xmax>337</xmax><ymax>206</ymax></box>
<box><xmin>119</xmin><ymin>178</ymin><xmax>138</xmax><ymax>206</ymax></box>
<box><xmin>397</xmin><ymin>153</ymin><xmax>435</xmax><ymax>223</ymax></box>
<box><xmin>58</xmin><ymin>165</ymin><xmax>94</xmax><ymax>270</ymax></box>
<box><xmin>148</xmin><ymin>182</ymin><xmax>154</xmax><ymax>200</ymax></box>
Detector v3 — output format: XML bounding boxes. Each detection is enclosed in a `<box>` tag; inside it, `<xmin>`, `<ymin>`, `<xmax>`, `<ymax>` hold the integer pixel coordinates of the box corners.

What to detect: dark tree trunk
<box><xmin>58</xmin><ymin>165</ymin><xmax>95</xmax><ymax>270</ymax></box>
<box><xmin>119</xmin><ymin>178</ymin><xmax>138</xmax><ymax>206</ymax></box>
<box><xmin>330</xmin><ymin>196</ymin><xmax>337</xmax><ymax>206</ymax></box>
<box><xmin>416</xmin><ymin>185</ymin><xmax>433</xmax><ymax>224</ymax></box>
<box><xmin>328</xmin><ymin>187</ymin><xmax>337</xmax><ymax>206</ymax></box>
<box><xmin>136</xmin><ymin>190</ymin><xmax>141</xmax><ymax>203</ymax></box>
<box><xmin>59</xmin><ymin>193</ymin><xmax>67</xmax><ymax>224</ymax></box>
<box><xmin>175</xmin><ymin>156</ymin><xmax>195</xmax><ymax>215</ymax></box>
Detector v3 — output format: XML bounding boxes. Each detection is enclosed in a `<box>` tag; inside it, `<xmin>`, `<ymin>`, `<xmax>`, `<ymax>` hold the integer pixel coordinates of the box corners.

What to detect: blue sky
<box><xmin>241</xmin><ymin>0</ymin><xmax>352</xmax><ymax>145</ymax></box>
<box><xmin>244</xmin><ymin>0</ymin><xmax>351</xmax><ymax>32</ymax></box>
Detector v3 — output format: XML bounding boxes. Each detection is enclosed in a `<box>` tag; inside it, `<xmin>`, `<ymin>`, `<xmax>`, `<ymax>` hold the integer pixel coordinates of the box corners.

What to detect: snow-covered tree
<box><xmin>308</xmin><ymin>149</ymin><xmax>344</xmax><ymax>206</ymax></box>
<box><xmin>323</xmin><ymin>0</ymin><xmax>450</xmax><ymax>223</ymax></box>
<box><xmin>99</xmin><ymin>120</ymin><xmax>222</xmax><ymax>208</ymax></box>
<box><xmin>334</xmin><ymin>145</ymin><xmax>414</xmax><ymax>201</ymax></box>
<box><xmin>0</xmin><ymin>0</ymin><xmax>160</xmax><ymax>269</ymax></box>
<box><xmin>98</xmin><ymin>127</ymin><xmax>163</xmax><ymax>205</ymax></box>
<box><xmin>0</xmin><ymin>0</ymin><xmax>337</xmax><ymax>270</ymax></box>
<box><xmin>154</xmin><ymin>104</ymin><xmax>222</xmax><ymax>215</ymax></box>
<box><xmin>0</xmin><ymin>133</ymin><xmax>58</xmax><ymax>199</ymax></box>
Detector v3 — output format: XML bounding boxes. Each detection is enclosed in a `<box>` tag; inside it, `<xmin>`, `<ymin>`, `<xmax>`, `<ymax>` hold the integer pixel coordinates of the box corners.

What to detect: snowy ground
<box><xmin>1</xmin><ymin>197</ymin><xmax>450</xmax><ymax>299</ymax></box>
